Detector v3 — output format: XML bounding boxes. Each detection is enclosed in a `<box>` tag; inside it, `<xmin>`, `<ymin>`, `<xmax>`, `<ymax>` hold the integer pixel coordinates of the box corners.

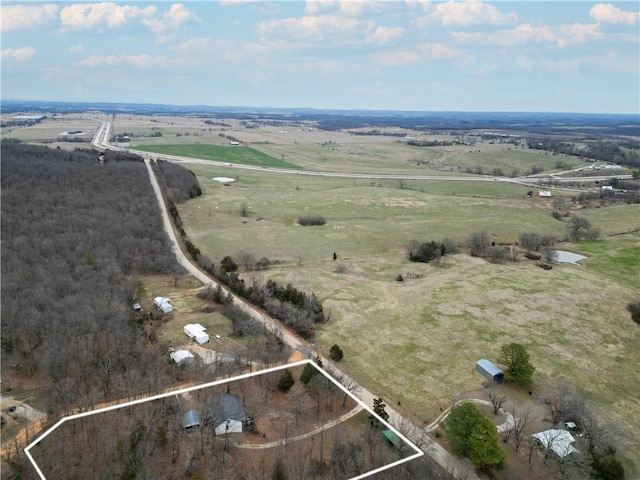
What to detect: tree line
<box><xmin>157</xmin><ymin>165</ymin><xmax>327</xmax><ymax>339</ymax></box>
<box><xmin>527</xmin><ymin>137</ymin><xmax>640</xmax><ymax>169</ymax></box>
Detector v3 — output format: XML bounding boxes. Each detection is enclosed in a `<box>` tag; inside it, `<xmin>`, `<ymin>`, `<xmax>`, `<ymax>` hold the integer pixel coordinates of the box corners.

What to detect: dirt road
<box><xmin>143</xmin><ymin>158</ymin><xmax>479</xmax><ymax>478</ymax></box>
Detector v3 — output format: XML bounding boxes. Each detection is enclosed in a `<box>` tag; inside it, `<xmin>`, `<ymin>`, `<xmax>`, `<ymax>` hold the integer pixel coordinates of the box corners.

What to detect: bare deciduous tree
<box><xmin>469</xmin><ymin>231</ymin><xmax>490</xmax><ymax>257</ymax></box>
<box><xmin>487</xmin><ymin>388</ymin><xmax>506</xmax><ymax>415</ymax></box>
<box><xmin>552</xmin><ymin>197</ymin><xmax>570</xmax><ymax>217</ymax></box>
<box><xmin>510</xmin><ymin>401</ymin><xmax>532</xmax><ymax>452</ymax></box>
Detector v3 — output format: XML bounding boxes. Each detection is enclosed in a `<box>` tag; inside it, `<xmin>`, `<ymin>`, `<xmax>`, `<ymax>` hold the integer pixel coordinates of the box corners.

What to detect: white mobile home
<box><xmin>184</xmin><ymin>323</ymin><xmax>210</xmax><ymax>344</ymax></box>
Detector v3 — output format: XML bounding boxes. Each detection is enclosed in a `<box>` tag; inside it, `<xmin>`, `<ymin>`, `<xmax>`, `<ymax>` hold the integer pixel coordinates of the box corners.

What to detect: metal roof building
<box><xmin>182</xmin><ymin>410</ymin><xmax>201</xmax><ymax>430</ymax></box>
<box><xmin>475</xmin><ymin>359</ymin><xmax>504</xmax><ymax>383</ymax></box>
<box><xmin>532</xmin><ymin>429</ymin><xmax>578</xmax><ymax>458</ymax></box>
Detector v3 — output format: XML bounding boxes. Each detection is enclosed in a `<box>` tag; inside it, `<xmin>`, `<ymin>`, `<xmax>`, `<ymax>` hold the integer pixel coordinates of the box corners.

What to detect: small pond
<box><xmin>555</xmin><ymin>250</ymin><xmax>587</xmax><ymax>265</ymax></box>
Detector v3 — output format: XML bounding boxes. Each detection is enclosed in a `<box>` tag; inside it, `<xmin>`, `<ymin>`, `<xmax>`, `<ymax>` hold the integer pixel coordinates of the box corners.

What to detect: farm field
<box><xmin>3</xmin><ymin>111</ymin><xmax>637</xmax><ymax>475</ymax></box>
<box><xmin>175</xmin><ymin>164</ymin><xmax>640</xmax><ymax>476</ymax></box>
<box><xmin>131</xmin><ymin>144</ymin><xmax>301</xmax><ymax>169</ymax></box>
<box><xmin>0</xmin><ymin>114</ymin><xmax>100</xmax><ymax>149</ymax></box>
<box><xmin>119</xmin><ymin>113</ymin><xmax>588</xmax><ymax>176</ymax></box>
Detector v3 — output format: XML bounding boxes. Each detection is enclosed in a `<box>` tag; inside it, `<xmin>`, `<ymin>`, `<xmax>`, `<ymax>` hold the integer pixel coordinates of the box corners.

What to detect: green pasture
<box><xmin>425</xmin><ymin>144</ymin><xmax>584</xmax><ymax>174</ymax></box>
<box><xmin>177</xmin><ymin>165</ymin><xmax>640</xmax><ymax>474</ymax></box>
<box><xmin>180</xmin><ymin>172</ymin><xmax>559</xmax><ymax>263</ymax></box>
<box><xmin>131</xmin><ymin>144</ymin><xmax>300</xmax><ymax>169</ymax></box>
<box><xmin>574</xmin><ymin>235</ymin><xmax>640</xmax><ymax>289</ymax></box>
<box><xmin>253</xmin><ymin>142</ymin><xmax>448</xmax><ymax>174</ymax></box>
<box><xmin>181</xmin><ymin>166</ymin><xmax>634</xmax><ymax>265</ymax></box>
<box><xmin>131</xmin><ymin>133</ymin><xmax>583</xmax><ymax>177</ymax></box>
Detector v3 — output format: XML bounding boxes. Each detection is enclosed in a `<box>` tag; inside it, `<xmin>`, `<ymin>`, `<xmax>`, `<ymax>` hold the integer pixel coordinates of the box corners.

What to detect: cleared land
<box><xmin>4</xmin><ymin>113</ymin><xmax>637</xmax><ymax>475</ymax></box>
<box><xmin>131</xmin><ymin>144</ymin><xmax>301</xmax><ymax>169</ymax></box>
<box><xmin>173</xmin><ymin>152</ymin><xmax>639</xmax><ymax>475</ymax></box>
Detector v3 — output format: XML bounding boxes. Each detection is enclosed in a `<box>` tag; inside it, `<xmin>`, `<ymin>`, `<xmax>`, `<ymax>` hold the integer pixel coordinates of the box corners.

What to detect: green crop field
<box><xmin>176</xmin><ymin>162</ymin><xmax>640</xmax><ymax>476</ymax></box>
<box><xmin>131</xmin><ymin>144</ymin><xmax>301</xmax><ymax>169</ymax></box>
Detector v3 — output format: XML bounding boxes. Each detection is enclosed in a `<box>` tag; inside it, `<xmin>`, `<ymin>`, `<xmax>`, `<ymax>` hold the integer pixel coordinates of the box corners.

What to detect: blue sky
<box><xmin>1</xmin><ymin>1</ymin><xmax>639</xmax><ymax>113</ymax></box>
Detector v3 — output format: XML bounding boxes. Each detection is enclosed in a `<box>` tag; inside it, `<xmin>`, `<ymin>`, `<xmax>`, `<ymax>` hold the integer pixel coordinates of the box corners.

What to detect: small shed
<box><xmin>183</xmin><ymin>410</ymin><xmax>201</xmax><ymax>430</ymax></box>
<box><xmin>184</xmin><ymin>323</ymin><xmax>209</xmax><ymax>344</ymax></box>
<box><xmin>537</xmin><ymin>191</ymin><xmax>552</xmax><ymax>198</ymax></box>
<box><xmin>170</xmin><ymin>350</ymin><xmax>195</xmax><ymax>364</ymax></box>
<box><xmin>154</xmin><ymin>296</ymin><xmax>172</xmax><ymax>313</ymax></box>
<box><xmin>475</xmin><ymin>359</ymin><xmax>504</xmax><ymax>383</ymax></box>
<box><xmin>382</xmin><ymin>430</ymin><xmax>402</xmax><ymax>449</ymax></box>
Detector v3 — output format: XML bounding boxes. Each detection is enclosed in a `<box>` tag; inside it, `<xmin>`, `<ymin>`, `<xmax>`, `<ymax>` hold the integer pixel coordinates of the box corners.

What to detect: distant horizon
<box><xmin>2</xmin><ymin>98</ymin><xmax>638</xmax><ymax>118</ymax></box>
<box><xmin>1</xmin><ymin>2</ymin><xmax>638</xmax><ymax>114</ymax></box>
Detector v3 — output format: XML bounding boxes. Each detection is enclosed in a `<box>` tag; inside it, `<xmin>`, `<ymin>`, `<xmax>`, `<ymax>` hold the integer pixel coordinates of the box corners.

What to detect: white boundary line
<box><xmin>25</xmin><ymin>360</ymin><xmax>422</xmax><ymax>479</ymax></box>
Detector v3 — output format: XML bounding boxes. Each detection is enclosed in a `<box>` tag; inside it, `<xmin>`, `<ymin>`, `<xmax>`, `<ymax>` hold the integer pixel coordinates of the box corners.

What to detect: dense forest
<box><xmin>0</xmin><ymin>143</ymin><xmax>178</xmax><ymax>437</ymax></box>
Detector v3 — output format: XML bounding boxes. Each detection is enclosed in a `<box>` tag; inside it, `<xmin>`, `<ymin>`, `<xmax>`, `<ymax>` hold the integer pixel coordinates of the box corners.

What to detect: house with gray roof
<box><xmin>205</xmin><ymin>393</ymin><xmax>248</xmax><ymax>435</ymax></box>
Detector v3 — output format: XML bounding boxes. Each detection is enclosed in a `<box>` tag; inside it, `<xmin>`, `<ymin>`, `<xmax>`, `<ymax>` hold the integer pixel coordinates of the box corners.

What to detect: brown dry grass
<box><xmin>255</xmin><ymin>248</ymin><xmax>639</xmax><ymax>475</ymax></box>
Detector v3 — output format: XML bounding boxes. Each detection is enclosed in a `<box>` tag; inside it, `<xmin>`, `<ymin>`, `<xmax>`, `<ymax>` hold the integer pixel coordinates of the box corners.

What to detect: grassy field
<box><xmin>6</xmin><ymin>113</ymin><xmax>637</xmax><ymax>473</ymax></box>
<box><xmin>131</xmin><ymin>144</ymin><xmax>301</xmax><ymax>169</ymax></box>
<box><xmin>177</xmin><ymin>164</ymin><xmax>640</xmax><ymax>476</ymax></box>
<box><xmin>119</xmin><ymin>113</ymin><xmax>588</xmax><ymax>176</ymax></box>
<box><xmin>0</xmin><ymin>115</ymin><xmax>99</xmax><ymax>147</ymax></box>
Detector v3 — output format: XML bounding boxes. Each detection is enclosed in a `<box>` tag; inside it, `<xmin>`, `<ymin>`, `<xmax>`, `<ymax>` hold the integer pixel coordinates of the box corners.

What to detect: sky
<box><xmin>1</xmin><ymin>1</ymin><xmax>639</xmax><ymax>113</ymax></box>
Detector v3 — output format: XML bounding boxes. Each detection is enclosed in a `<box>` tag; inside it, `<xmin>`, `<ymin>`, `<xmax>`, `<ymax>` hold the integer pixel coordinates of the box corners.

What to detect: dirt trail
<box><xmin>0</xmin><ymin>395</ymin><xmax>48</xmax><ymax>460</ymax></box>
<box><xmin>236</xmin><ymin>405</ymin><xmax>363</xmax><ymax>449</ymax></box>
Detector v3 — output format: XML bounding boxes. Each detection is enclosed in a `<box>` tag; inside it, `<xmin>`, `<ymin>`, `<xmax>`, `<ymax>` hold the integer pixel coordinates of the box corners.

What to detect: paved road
<box><xmin>98</xmin><ymin>120</ymin><xmax>630</xmax><ymax>187</ymax></box>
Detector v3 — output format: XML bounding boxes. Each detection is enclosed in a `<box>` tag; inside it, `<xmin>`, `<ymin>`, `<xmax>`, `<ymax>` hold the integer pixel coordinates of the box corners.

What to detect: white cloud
<box><xmin>590</xmin><ymin>4</ymin><xmax>639</xmax><ymax>25</ymax></box>
<box><xmin>452</xmin><ymin>22</ymin><xmax>600</xmax><ymax>48</ymax></box>
<box><xmin>75</xmin><ymin>54</ymin><xmax>169</xmax><ymax>68</ymax></box>
<box><xmin>0</xmin><ymin>4</ymin><xmax>58</xmax><ymax>32</ymax></box>
<box><xmin>218</xmin><ymin>0</ymin><xmax>260</xmax><ymax>5</ymax></box>
<box><xmin>60</xmin><ymin>2</ymin><xmax>156</xmax><ymax>30</ymax></box>
<box><xmin>405</xmin><ymin>0</ymin><xmax>433</xmax><ymax>12</ymax></box>
<box><xmin>142</xmin><ymin>3</ymin><xmax>201</xmax><ymax>34</ymax></box>
<box><xmin>417</xmin><ymin>42</ymin><xmax>457</xmax><ymax>59</ymax></box>
<box><xmin>305</xmin><ymin>0</ymin><xmax>389</xmax><ymax>16</ymax></box>
<box><xmin>172</xmin><ymin>37</ymin><xmax>216</xmax><ymax>55</ymax></box>
<box><xmin>258</xmin><ymin>15</ymin><xmax>375</xmax><ymax>42</ymax></box>
<box><xmin>1</xmin><ymin>47</ymin><xmax>37</xmax><ymax>61</ymax></box>
<box><xmin>416</xmin><ymin>0</ymin><xmax>518</xmax><ymax>27</ymax></box>
<box><xmin>371</xmin><ymin>50</ymin><xmax>422</xmax><ymax>67</ymax></box>
<box><xmin>371</xmin><ymin>26</ymin><xmax>405</xmax><ymax>45</ymax></box>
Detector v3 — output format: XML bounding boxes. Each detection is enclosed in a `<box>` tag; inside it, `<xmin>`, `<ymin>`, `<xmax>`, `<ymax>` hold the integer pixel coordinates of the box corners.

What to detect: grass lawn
<box><xmin>176</xmin><ymin>164</ymin><xmax>640</xmax><ymax>476</ymax></box>
<box><xmin>131</xmin><ymin>144</ymin><xmax>301</xmax><ymax>169</ymax></box>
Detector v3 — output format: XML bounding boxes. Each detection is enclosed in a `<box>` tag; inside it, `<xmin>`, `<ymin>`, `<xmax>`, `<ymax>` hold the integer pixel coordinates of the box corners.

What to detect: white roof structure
<box><xmin>170</xmin><ymin>350</ymin><xmax>195</xmax><ymax>364</ymax></box>
<box><xmin>24</xmin><ymin>359</ymin><xmax>425</xmax><ymax>479</ymax></box>
<box><xmin>537</xmin><ymin>191</ymin><xmax>552</xmax><ymax>197</ymax></box>
<box><xmin>532</xmin><ymin>429</ymin><xmax>578</xmax><ymax>458</ymax></box>
<box><xmin>212</xmin><ymin>177</ymin><xmax>235</xmax><ymax>183</ymax></box>
<box><xmin>153</xmin><ymin>296</ymin><xmax>172</xmax><ymax>313</ymax></box>
<box><xmin>184</xmin><ymin>324</ymin><xmax>209</xmax><ymax>344</ymax></box>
